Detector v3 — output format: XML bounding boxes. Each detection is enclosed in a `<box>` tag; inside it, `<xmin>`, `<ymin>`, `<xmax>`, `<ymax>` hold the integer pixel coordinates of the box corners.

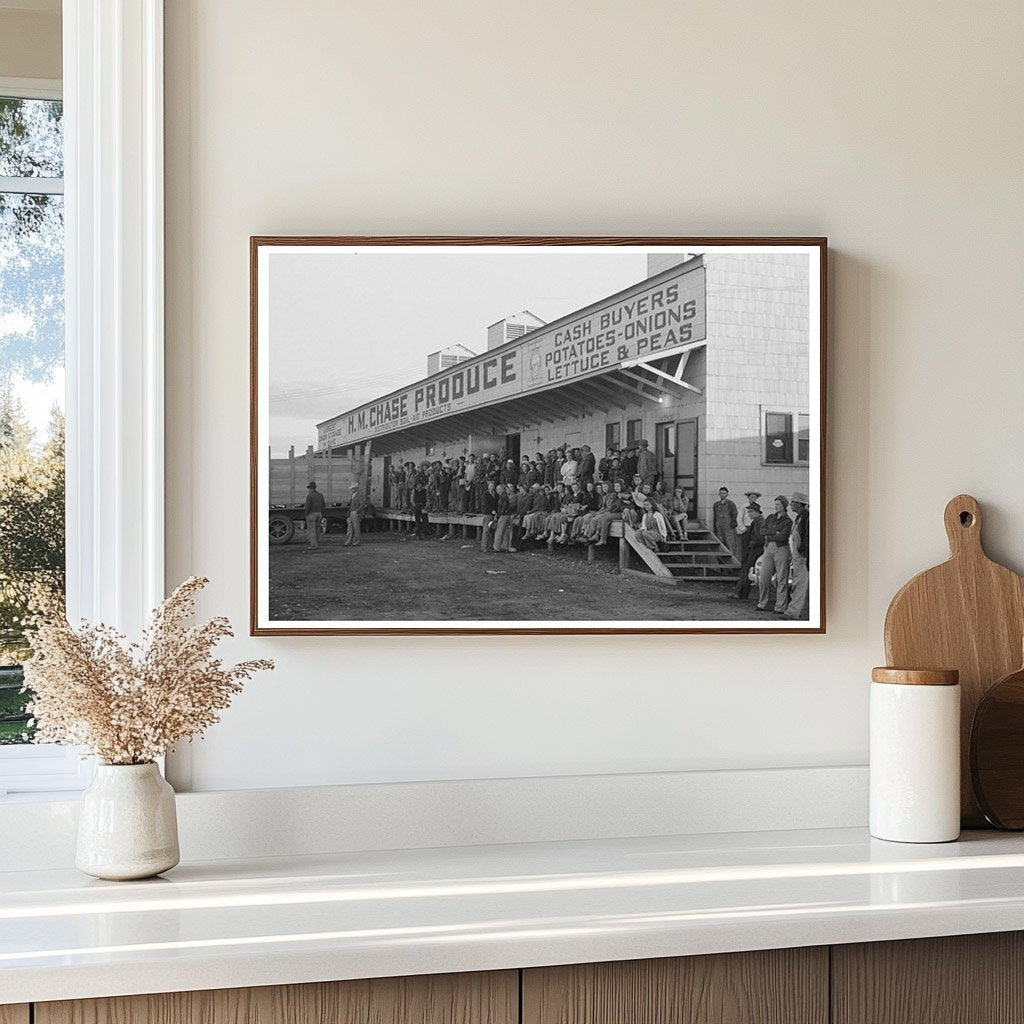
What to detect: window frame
<box><xmin>0</xmin><ymin>0</ymin><xmax>165</xmax><ymax>797</ymax></box>
<box><xmin>604</xmin><ymin>421</ymin><xmax>620</xmax><ymax>450</ymax></box>
<box><xmin>0</xmin><ymin>76</ymin><xmax>81</xmax><ymax>795</ymax></box>
<box><xmin>761</xmin><ymin>406</ymin><xmax>810</xmax><ymax>468</ymax></box>
<box><xmin>626</xmin><ymin>418</ymin><xmax>642</xmax><ymax>447</ymax></box>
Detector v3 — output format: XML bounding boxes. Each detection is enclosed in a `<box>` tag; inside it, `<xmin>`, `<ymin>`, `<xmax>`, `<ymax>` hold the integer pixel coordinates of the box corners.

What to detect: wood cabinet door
<box><xmin>0</xmin><ymin>1007</ymin><xmax>30</xmax><ymax>1024</ymax></box>
<box><xmin>832</xmin><ymin>932</ymin><xmax>1024</xmax><ymax>1024</ymax></box>
<box><xmin>523</xmin><ymin>948</ymin><xmax>828</xmax><ymax>1024</ymax></box>
<box><xmin>35</xmin><ymin>971</ymin><xmax>517</xmax><ymax>1024</ymax></box>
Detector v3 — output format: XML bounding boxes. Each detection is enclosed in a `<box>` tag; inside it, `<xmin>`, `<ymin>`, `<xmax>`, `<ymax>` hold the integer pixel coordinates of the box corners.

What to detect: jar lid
<box><xmin>871</xmin><ymin>667</ymin><xmax>959</xmax><ymax>686</ymax></box>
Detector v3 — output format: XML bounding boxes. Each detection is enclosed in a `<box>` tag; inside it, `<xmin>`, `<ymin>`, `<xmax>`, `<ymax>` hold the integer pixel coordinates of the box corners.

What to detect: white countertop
<box><xmin>4</xmin><ymin>826</ymin><xmax>1024</xmax><ymax>1004</ymax></box>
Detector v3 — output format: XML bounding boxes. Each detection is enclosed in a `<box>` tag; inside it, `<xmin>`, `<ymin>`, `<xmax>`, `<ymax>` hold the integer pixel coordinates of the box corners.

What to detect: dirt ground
<box><xmin>269</xmin><ymin>528</ymin><xmax>786</xmax><ymax>623</ymax></box>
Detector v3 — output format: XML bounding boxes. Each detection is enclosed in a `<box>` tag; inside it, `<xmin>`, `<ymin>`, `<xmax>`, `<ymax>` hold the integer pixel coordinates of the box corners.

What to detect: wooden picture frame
<box><xmin>251</xmin><ymin>237</ymin><xmax>826</xmax><ymax>635</ymax></box>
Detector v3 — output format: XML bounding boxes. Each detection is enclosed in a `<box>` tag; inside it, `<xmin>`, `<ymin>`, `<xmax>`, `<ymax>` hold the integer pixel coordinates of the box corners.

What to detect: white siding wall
<box><xmin>702</xmin><ymin>254</ymin><xmax>811</xmax><ymax>522</ymax></box>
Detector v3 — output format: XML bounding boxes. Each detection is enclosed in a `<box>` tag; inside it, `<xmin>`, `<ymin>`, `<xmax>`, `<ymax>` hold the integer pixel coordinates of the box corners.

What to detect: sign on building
<box><xmin>318</xmin><ymin>261</ymin><xmax>706</xmax><ymax>448</ymax></box>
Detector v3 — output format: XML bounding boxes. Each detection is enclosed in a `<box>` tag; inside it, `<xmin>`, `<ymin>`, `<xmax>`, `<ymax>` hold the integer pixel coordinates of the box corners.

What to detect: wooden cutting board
<box><xmin>884</xmin><ymin>494</ymin><xmax>1024</xmax><ymax>826</ymax></box>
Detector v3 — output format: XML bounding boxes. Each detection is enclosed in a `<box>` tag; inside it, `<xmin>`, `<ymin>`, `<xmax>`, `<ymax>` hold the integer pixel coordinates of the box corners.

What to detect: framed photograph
<box><xmin>251</xmin><ymin>237</ymin><xmax>826</xmax><ymax>635</ymax></box>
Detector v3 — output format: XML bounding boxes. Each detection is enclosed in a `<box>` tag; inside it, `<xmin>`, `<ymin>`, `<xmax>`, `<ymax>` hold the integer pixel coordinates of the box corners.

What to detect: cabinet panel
<box><xmin>523</xmin><ymin>948</ymin><xmax>828</xmax><ymax>1024</ymax></box>
<box><xmin>36</xmin><ymin>970</ymin><xmax>517</xmax><ymax>1024</ymax></box>
<box><xmin>832</xmin><ymin>932</ymin><xmax>1024</xmax><ymax>1024</ymax></box>
<box><xmin>0</xmin><ymin>1007</ymin><xmax>29</xmax><ymax>1024</ymax></box>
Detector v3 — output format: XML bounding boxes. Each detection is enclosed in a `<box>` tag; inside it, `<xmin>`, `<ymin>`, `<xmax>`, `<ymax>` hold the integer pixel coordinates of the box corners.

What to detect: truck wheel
<box><xmin>269</xmin><ymin>514</ymin><xmax>295</xmax><ymax>545</ymax></box>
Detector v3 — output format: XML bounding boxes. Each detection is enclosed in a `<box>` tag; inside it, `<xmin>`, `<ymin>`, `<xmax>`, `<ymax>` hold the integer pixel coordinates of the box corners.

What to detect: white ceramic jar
<box><xmin>870</xmin><ymin>667</ymin><xmax>961</xmax><ymax>843</ymax></box>
<box><xmin>76</xmin><ymin>762</ymin><xmax>180</xmax><ymax>880</ymax></box>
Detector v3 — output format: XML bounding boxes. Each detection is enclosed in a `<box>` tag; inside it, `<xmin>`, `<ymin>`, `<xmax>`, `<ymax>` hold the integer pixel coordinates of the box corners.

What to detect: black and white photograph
<box><xmin>251</xmin><ymin>238</ymin><xmax>825</xmax><ymax>634</ymax></box>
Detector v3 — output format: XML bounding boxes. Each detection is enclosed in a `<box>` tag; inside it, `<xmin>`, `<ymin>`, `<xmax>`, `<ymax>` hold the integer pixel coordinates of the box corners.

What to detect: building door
<box><xmin>655</xmin><ymin>421</ymin><xmax>675</xmax><ymax>488</ymax></box>
<box><xmin>675</xmin><ymin>419</ymin><xmax>698</xmax><ymax>518</ymax></box>
<box><xmin>504</xmin><ymin>432</ymin><xmax>521</xmax><ymax>464</ymax></box>
<box><xmin>382</xmin><ymin>455</ymin><xmax>392</xmax><ymax>508</ymax></box>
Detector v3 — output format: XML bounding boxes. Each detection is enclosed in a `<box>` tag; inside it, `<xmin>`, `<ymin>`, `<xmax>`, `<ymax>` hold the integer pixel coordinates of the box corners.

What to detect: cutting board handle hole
<box><xmin>960</xmin><ymin>511</ymin><xmax>974</xmax><ymax>527</ymax></box>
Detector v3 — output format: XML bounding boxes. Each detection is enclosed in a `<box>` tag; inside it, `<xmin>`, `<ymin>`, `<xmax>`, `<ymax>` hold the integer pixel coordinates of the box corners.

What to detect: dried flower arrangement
<box><xmin>23</xmin><ymin>577</ymin><xmax>273</xmax><ymax>765</ymax></box>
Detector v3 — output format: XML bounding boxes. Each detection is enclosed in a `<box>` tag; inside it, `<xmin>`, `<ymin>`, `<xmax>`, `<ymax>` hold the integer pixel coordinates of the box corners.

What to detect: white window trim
<box><xmin>0</xmin><ymin>76</ymin><xmax>62</xmax><ymax>101</ymax></box>
<box><xmin>0</xmin><ymin>77</ymin><xmax>70</xmax><ymax>795</ymax></box>
<box><xmin>0</xmin><ymin>2</ymin><xmax>165</xmax><ymax>797</ymax></box>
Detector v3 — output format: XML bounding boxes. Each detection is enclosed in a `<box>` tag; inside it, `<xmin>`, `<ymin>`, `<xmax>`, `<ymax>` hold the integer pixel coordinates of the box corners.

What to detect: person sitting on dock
<box><xmin>536</xmin><ymin>483</ymin><xmax>568</xmax><ymax>542</ymax></box>
<box><xmin>553</xmin><ymin>484</ymin><xmax>587</xmax><ymax>545</ymax></box>
<box><xmin>520</xmin><ymin>483</ymin><xmax>548</xmax><ymax>540</ymax></box>
<box><xmin>571</xmin><ymin>481</ymin><xmax>605</xmax><ymax>542</ymax></box>
<box><xmin>633</xmin><ymin>500</ymin><xmax>669</xmax><ymax>551</ymax></box>
<box><xmin>667</xmin><ymin>486</ymin><xmax>689</xmax><ymax>541</ymax></box>
<box><xmin>584</xmin><ymin>479</ymin><xmax>625</xmax><ymax>547</ymax></box>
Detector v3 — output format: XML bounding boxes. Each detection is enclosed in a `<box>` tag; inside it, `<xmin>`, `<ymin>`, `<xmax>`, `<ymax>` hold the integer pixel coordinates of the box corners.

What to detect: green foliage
<box><xmin>0</xmin><ymin>665</ymin><xmax>32</xmax><ymax>743</ymax></box>
<box><xmin>0</xmin><ymin>394</ymin><xmax>65</xmax><ymax>665</ymax></box>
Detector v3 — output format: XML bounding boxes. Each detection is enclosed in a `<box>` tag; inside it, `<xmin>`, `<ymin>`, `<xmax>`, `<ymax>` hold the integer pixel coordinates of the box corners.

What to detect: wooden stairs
<box><xmin>622</xmin><ymin>522</ymin><xmax>742</xmax><ymax>584</ymax></box>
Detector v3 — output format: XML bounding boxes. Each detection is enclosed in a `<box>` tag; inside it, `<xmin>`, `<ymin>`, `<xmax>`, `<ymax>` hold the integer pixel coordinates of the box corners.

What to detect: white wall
<box><xmin>163</xmin><ymin>1</ymin><xmax>1024</xmax><ymax>792</ymax></box>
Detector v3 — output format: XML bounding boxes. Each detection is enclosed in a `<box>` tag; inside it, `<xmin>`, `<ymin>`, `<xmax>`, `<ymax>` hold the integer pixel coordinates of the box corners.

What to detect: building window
<box><xmin>626</xmin><ymin>418</ymin><xmax>642</xmax><ymax>446</ymax></box>
<box><xmin>763</xmin><ymin>409</ymin><xmax>810</xmax><ymax>466</ymax></box>
<box><xmin>798</xmin><ymin>413</ymin><xmax>810</xmax><ymax>463</ymax></box>
<box><xmin>605</xmin><ymin>421</ymin><xmax>620</xmax><ymax>450</ymax></box>
<box><xmin>655</xmin><ymin>422</ymin><xmax>674</xmax><ymax>462</ymax></box>
<box><xmin>0</xmin><ymin>91</ymin><xmax>65</xmax><ymax>747</ymax></box>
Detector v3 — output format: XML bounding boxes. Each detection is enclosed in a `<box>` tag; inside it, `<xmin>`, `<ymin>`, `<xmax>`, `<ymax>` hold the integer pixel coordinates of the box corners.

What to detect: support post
<box><xmin>362</xmin><ymin>439</ymin><xmax>373</xmax><ymax>503</ymax></box>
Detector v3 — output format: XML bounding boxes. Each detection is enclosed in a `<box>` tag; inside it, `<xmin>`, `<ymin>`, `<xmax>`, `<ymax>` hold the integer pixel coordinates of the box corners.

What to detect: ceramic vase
<box><xmin>76</xmin><ymin>762</ymin><xmax>180</xmax><ymax>880</ymax></box>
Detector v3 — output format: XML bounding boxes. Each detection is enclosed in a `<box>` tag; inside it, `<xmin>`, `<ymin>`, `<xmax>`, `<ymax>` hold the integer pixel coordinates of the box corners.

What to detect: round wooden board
<box><xmin>971</xmin><ymin>664</ymin><xmax>1024</xmax><ymax>829</ymax></box>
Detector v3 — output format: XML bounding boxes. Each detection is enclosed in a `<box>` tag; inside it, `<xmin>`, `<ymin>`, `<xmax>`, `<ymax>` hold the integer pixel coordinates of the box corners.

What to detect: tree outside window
<box><xmin>0</xmin><ymin>94</ymin><xmax>65</xmax><ymax>744</ymax></box>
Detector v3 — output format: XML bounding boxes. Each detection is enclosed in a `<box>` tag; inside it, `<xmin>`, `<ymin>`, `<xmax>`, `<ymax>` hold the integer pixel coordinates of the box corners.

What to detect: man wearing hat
<box><xmin>785</xmin><ymin>493</ymin><xmax>811</xmax><ymax>620</ymax></box>
<box><xmin>731</xmin><ymin>501</ymin><xmax>764</xmax><ymax>601</ymax></box>
<box><xmin>756</xmin><ymin>495</ymin><xmax>793</xmax><ymax>614</ymax></box>
<box><xmin>303</xmin><ymin>480</ymin><xmax>326</xmax><ymax>549</ymax></box>
<box><xmin>636</xmin><ymin>439</ymin><xmax>657</xmax><ymax>487</ymax></box>
<box><xmin>736</xmin><ymin>490</ymin><xmax>763</xmax><ymax>563</ymax></box>
<box><xmin>344</xmin><ymin>482</ymin><xmax>365</xmax><ymax>547</ymax></box>
<box><xmin>500</xmin><ymin>458</ymin><xmax>518</xmax><ymax>489</ymax></box>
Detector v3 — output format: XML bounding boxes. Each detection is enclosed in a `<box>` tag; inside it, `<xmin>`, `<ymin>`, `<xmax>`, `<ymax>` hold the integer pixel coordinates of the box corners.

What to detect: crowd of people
<box><xmin>715</xmin><ymin>485</ymin><xmax>811</xmax><ymax>620</ymax></box>
<box><xmin>382</xmin><ymin>442</ymin><xmax>810</xmax><ymax>620</ymax></box>
<box><xmin>389</xmin><ymin>440</ymin><xmax>662</xmax><ymax>515</ymax></box>
<box><xmin>387</xmin><ymin>440</ymin><xmax>688</xmax><ymax>548</ymax></box>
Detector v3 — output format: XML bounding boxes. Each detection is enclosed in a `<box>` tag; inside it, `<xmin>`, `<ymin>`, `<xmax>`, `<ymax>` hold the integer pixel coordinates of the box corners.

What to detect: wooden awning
<box><xmin>324</xmin><ymin>342</ymin><xmax>706</xmax><ymax>457</ymax></box>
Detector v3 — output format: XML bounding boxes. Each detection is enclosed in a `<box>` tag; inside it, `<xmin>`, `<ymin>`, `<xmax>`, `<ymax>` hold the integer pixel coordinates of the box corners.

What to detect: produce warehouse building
<box><xmin>315</xmin><ymin>253</ymin><xmax>812</xmax><ymax>523</ymax></box>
